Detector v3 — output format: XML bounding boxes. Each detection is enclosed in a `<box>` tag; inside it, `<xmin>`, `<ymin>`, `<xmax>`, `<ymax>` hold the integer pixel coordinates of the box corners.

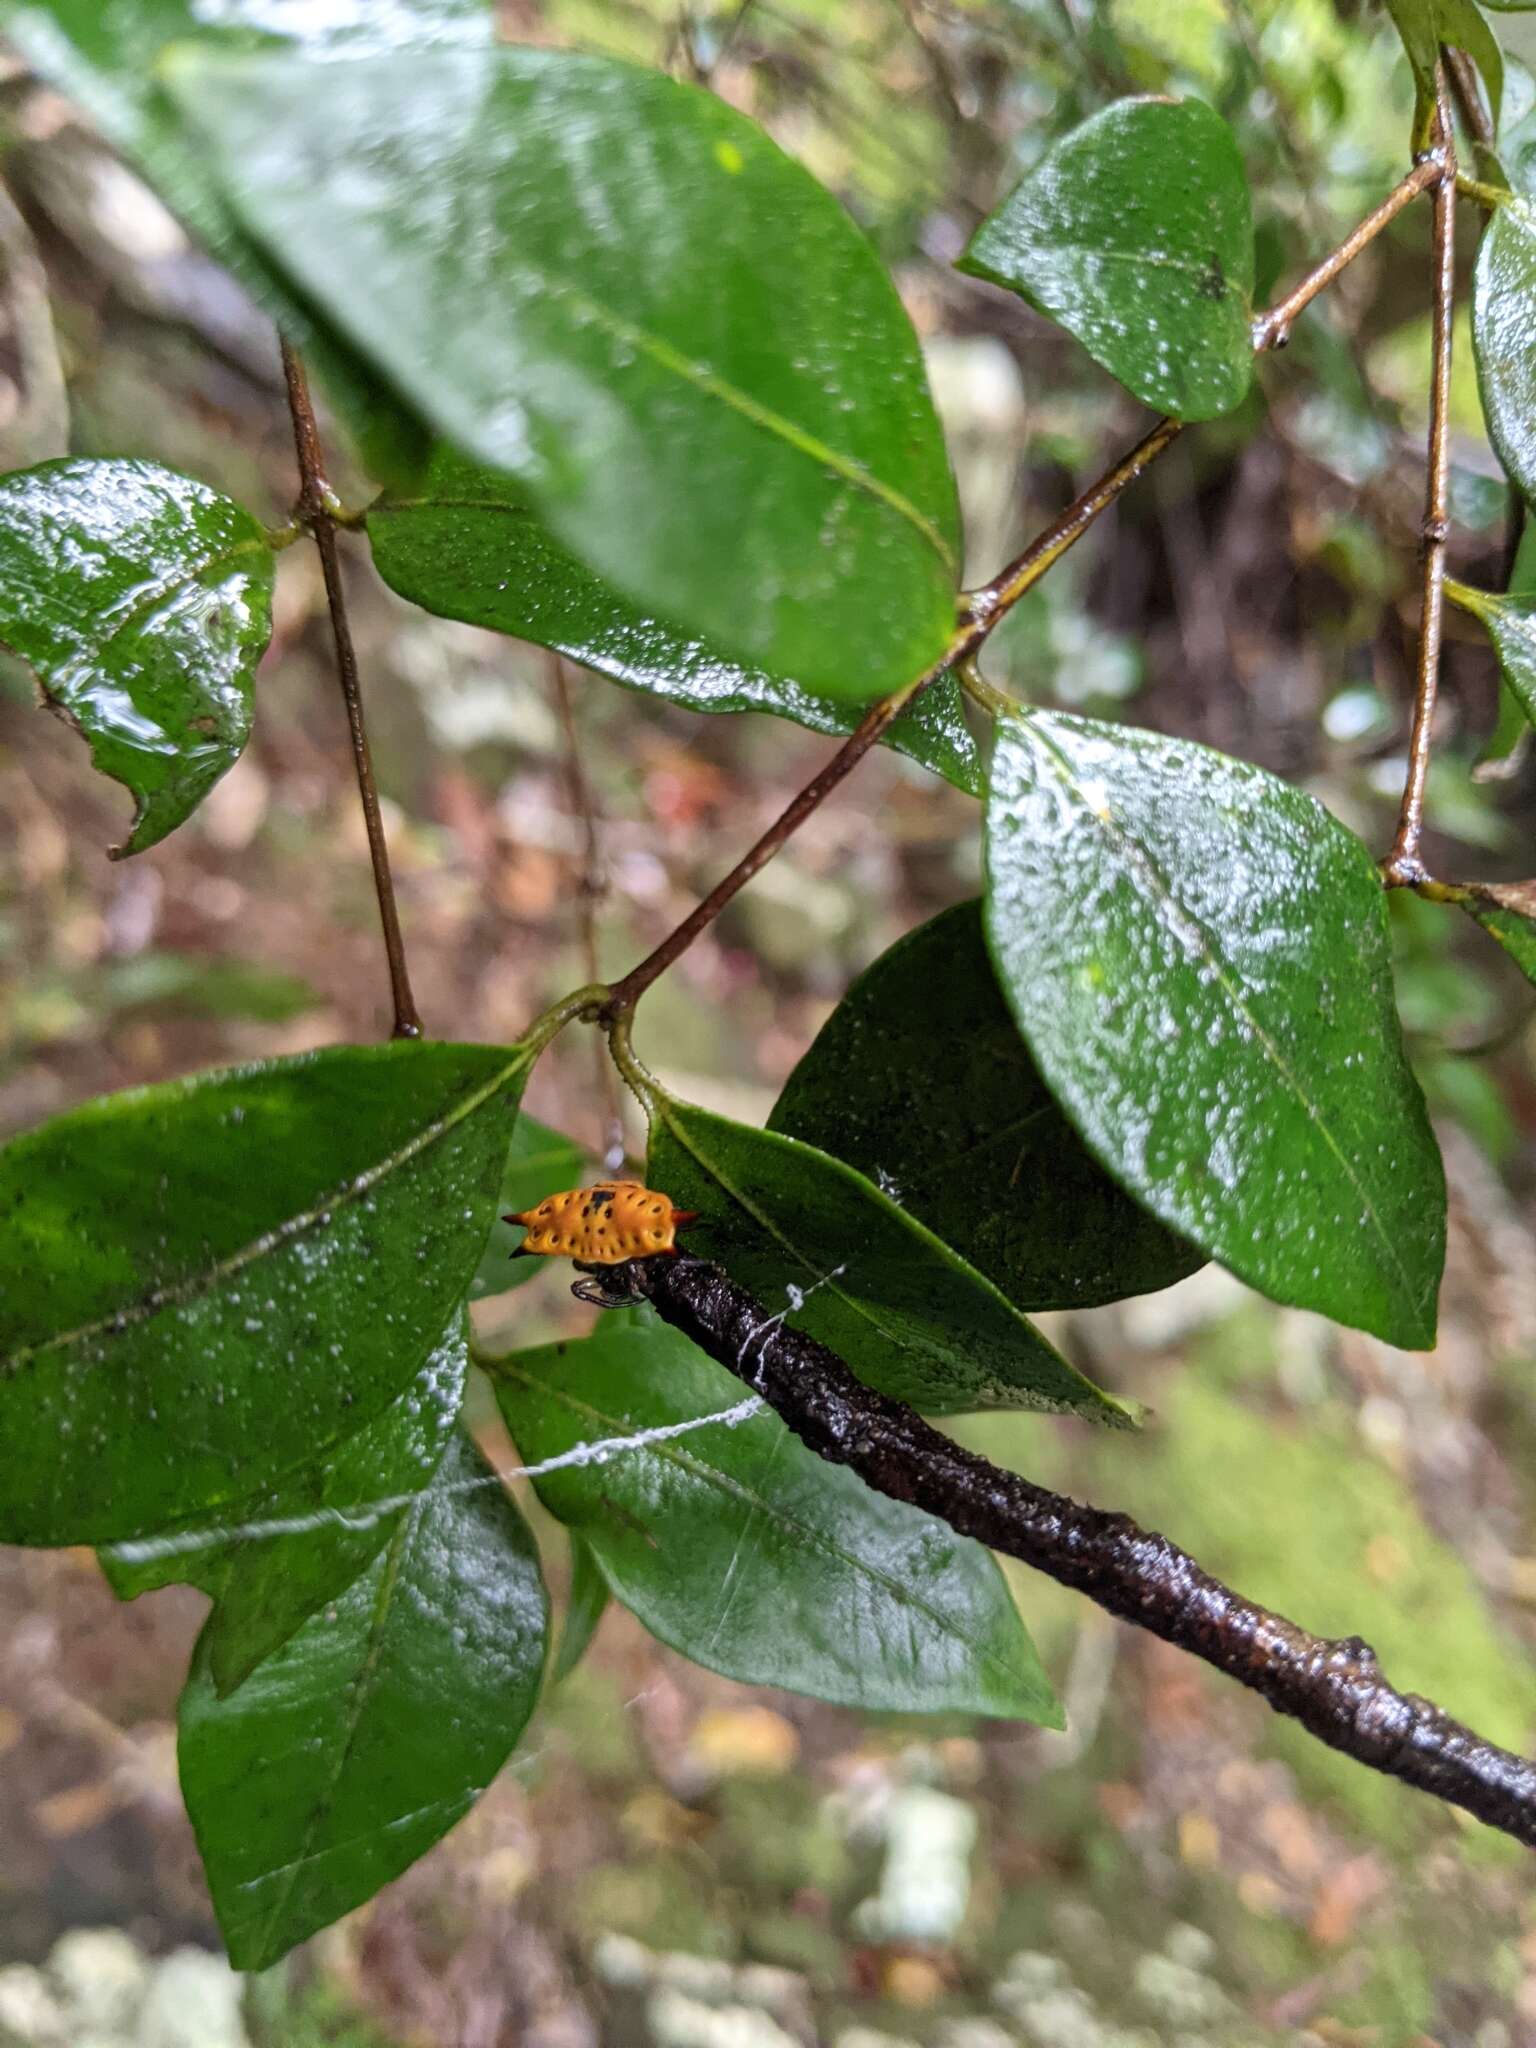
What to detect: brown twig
<box><xmin>1384</xmin><ymin>88</ymin><xmax>1457</xmax><ymax>886</ymax></box>
<box><xmin>280</xmin><ymin>338</ymin><xmax>422</xmax><ymax>1039</ymax></box>
<box><xmin>1250</xmin><ymin>154</ymin><xmax>1442</xmax><ymax>352</ymax></box>
<box><xmin>1444</xmin><ymin>45</ymin><xmax>1495</xmax><ymax>161</ymax></box>
<box><xmin>632</xmin><ymin>1253</ymin><xmax>1536</xmax><ymax>1851</ymax></box>
<box><xmin>548</xmin><ymin>654</ymin><xmax>625</xmax><ymax>1166</ymax></box>
<box><xmin>599</xmin><ymin>161</ymin><xmax>1447</xmax><ymax>1020</ymax></box>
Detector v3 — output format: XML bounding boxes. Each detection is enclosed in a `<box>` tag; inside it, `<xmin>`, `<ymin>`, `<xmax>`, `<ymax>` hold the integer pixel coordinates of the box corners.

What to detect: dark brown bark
<box><xmin>630</xmin><ymin>1252</ymin><xmax>1536</xmax><ymax>1852</ymax></box>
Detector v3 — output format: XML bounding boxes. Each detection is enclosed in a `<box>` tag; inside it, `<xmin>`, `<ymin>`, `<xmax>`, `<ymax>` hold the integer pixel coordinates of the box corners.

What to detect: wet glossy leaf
<box><xmin>0</xmin><ymin>460</ymin><xmax>272</xmax><ymax>854</ymax></box>
<box><xmin>985</xmin><ymin>712</ymin><xmax>1446</xmax><ymax>1347</ymax></box>
<box><xmin>1473</xmin><ymin>192</ymin><xmax>1536</xmax><ymax>507</ymax></box>
<box><xmin>0</xmin><ymin>0</ymin><xmax>484</xmax><ymax>482</ymax></box>
<box><xmin>1446</xmin><ymin>880</ymin><xmax>1536</xmax><ymax>984</ymax></box>
<box><xmin>167</xmin><ymin>45</ymin><xmax>962</xmax><ymax>699</ymax></box>
<box><xmin>1384</xmin><ymin>0</ymin><xmax>1503</xmax><ymax>123</ymax></box>
<box><xmin>180</xmin><ymin>1429</ymin><xmax>546</xmax><ymax>1971</ymax></box>
<box><xmin>960</xmin><ymin>98</ymin><xmax>1255</xmax><ymax>421</ymax></box>
<box><xmin>770</xmin><ymin>901</ymin><xmax>1203</xmax><ymax>1309</ymax></box>
<box><xmin>0</xmin><ymin>1039</ymin><xmax>529</xmax><ymax>1545</ymax></box>
<box><xmin>1447</xmin><ymin>572</ymin><xmax>1536</xmax><ymax>732</ymax></box>
<box><xmin>553</xmin><ymin>1535</ymin><xmax>610</xmax><ymax>1684</ymax></box>
<box><xmin>101</xmin><ymin>1318</ymin><xmax>469</xmax><ymax>1697</ymax></box>
<box><xmin>368</xmin><ymin>451</ymin><xmax>981</xmax><ymax>795</ymax></box>
<box><xmin>472</xmin><ymin>1113</ymin><xmax>588</xmax><ymax>1301</ymax></box>
<box><xmin>640</xmin><ymin>1077</ymin><xmax>1133</xmax><ymax>1421</ymax></box>
<box><xmin>493</xmin><ymin>1312</ymin><xmax>1058</xmax><ymax>1724</ymax></box>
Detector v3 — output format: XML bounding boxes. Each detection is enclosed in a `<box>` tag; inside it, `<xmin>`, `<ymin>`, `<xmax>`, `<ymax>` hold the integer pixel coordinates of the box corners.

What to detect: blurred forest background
<box><xmin>3</xmin><ymin>1</ymin><xmax>1536</xmax><ymax>2042</ymax></box>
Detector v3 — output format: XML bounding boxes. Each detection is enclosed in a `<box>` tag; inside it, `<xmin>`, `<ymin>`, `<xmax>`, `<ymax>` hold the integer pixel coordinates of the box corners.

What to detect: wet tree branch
<box><xmin>628</xmin><ymin>1253</ymin><xmax>1536</xmax><ymax>1850</ymax></box>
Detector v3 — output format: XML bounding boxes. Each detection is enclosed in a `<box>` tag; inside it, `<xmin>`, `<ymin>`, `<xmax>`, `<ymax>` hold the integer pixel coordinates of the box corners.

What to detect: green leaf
<box><xmin>959</xmin><ymin>97</ymin><xmax>1255</xmax><ymax>421</ymax></box>
<box><xmin>101</xmin><ymin>1317</ymin><xmax>469</xmax><ymax>1697</ymax></box>
<box><xmin>769</xmin><ymin>901</ymin><xmax>1203</xmax><ymax>1309</ymax></box>
<box><xmin>1473</xmin><ymin>193</ymin><xmax>1536</xmax><ymax>507</ymax></box>
<box><xmin>1466</xmin><ymin>892</ymin><xmax>1536</xmax><ymax>980</ymax></box>
<box><xmin>0</xmin><ymin>460</ymin><xmax>272</xmax><ymax>855</ymax></box>
<box><xmin>368</xmin><ymin>449</ymin><xmax>981</xmax><ymax>796</ymax></box>
<box><xmin>493</xmin><ymin>1313</ymin><xmax>1058</xmax><ymax>1724</ymax></box>
<box><xmin>165</xmin><ymin>44</ymin><xmax>963</xmax><ymax>700</ymax></box>
<box><xmin>553</xmin><ymin>1535</ymin><xmax>610</xmax><ymax>1684</ymax></box>
<box><xmin>0</xmin><ymin>1039</ymin><xmax>529</xmax><ymax>1546</ymax></box>
<box><xmin>985</xmin><ymin>712</ymin><xmax>1446</xmax><ymax>1347</ymax></box>
<box><xmin>1447</xmin><ymin>525</ymin><xmax>1536</xmax><ymax>732</ymax></box>
<box><xmin>637</xmin><ymin>1071</ymin><xmax>1134</xmax><ymax>1422</ymax></box>
<box><xmin>0</xmin><ymin>0</ymin><xmax>483</xmax><ymax>484</ymax></box>
<box><xmin>179</xmin><ymin>1429</ymin><xmax>546</xmax><ymax>1971</ymax></box>
<box><xmin>1438</xmin><ymin>879</ymin><xmax>1536</xmax><ymax>983</ymax></box>
<box><xmin>472</xmin><ymin>1113</ymin><xmax>588</xmax><ymax>1302</ymax></box>
<box><xmin>1384</xmin><ymin>0</ymin><xmax>1504</xmax><ymax>124</ymax></box>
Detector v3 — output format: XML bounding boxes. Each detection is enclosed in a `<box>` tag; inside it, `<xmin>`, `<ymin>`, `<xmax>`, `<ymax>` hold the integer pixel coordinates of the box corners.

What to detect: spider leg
<box><xmin>571</xmin><ymin>1259</ymin><xmax>647</xmax><ymax>1309</ymax></box>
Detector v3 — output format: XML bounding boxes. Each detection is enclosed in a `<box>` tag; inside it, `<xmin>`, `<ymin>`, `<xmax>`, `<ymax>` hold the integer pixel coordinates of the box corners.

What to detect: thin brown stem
<box><xmin>1384</xmin><ymin>94</ymin><xmax>1457</xmax><ymax>887</ymax></box>
<box><xmin>602</xmin><ymin>158</ymin><xmax>1447</xmax><ymax>1017</ymax></box>
<box><xmin>548</xmin><ymin>654</ymin><xmax>625</xmax><ymax>1166</ymax></box>
<box><xmin>1444</xmin><ymin>45</ymin><xmax>1496</xmax><ymax>160</ymax></box>
<box><xmin>599</xmin><ymin>677</ymin><xmax>931</xmax><ymax>1021</ymax></box>
<box><xmin>969</xmin><ymin>413</ymin><xmax>1185</xmax><ymax>623</ymax></box>
<box><xmin>633</xmin><ymin>1253</ymin><xmax>1536</xmax><ymax>1853</ymax></box>
<box><xmin>280</xmin><ymin>339</ymin><xmax>422</xmax><ymax>1038</ymax></box>
<box><xmin>1250</xmin><ymin>153</ymin><xmax>1441</xmax><ymax>352</ymax></box>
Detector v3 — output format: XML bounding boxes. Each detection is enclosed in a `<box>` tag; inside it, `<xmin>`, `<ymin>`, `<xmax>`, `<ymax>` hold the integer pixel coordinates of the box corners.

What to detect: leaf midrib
<box><xmin>658</xmin><ymin>1101</ymin><xmax>1120</xmax><ymax>1419</ymax></box>
<box><xmin>4</xmin><ymin>1048</ymin><xmax>528</xmax><ymax>1375</ymax></box>
<box><xmin>251</xmin><ymin>1493</ymin><xmax>418</xmax><ymax>1952</ymax></box>
<box><xmin>507</xmin><ymin>1363</ymin><xmax>1042</xmax><ymax>1705</ymax></box>
<box><xmin>1007</xmin><ymin>238</ymin><xmax>1248</xmax><ymax>298</ymax></box>
<box><xmin>56</xmin><ymin>530</ymin><xmax>271</xmax><ymax>700</ymax></box>
<box><xmin>1018</xmin><ymin>716</ymin><xmax>1424</xmax><ymax>1318</ymax></box>
<box><xmin>659</xmin><ymin>1104</ymin><xmax>1036</xmax><ymax>1408</ymax></box>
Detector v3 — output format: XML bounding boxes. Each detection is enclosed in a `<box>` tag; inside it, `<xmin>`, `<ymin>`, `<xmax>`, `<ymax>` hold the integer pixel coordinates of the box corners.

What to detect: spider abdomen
<box><xmin>506</xmin><ymin>1180</ymin><xmax>697</xmax><ymax>1263</ymax></box>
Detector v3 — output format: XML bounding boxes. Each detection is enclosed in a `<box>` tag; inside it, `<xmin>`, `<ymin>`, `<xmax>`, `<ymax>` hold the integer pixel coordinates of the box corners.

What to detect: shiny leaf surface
<box><xmin>168</xmin><ymin>44</ymin><xmax>962</xmax><ymax>699</ymax></box>
<box><xmin>1447</xmin><ymin>574</ymin><xmax>1536</xmax><ymax>731</ymax></box>
<box><xmin>1446</xmin><ymin>880</ymin><xmax>1536</xmax><ymax>984</ymax></box>
<box><xmin>1474</xmin><ymin>191</ymin><xmax>1536</xmax><ymax>507</ymax></box>
<box><xmin>985</xmin><ymin>713</ymin><xmax>1446</xmax><ymax>1347</ymax></box>
<box><xmin>472</xmin><ymin>1112</ymin><xmax>588</xmax><ymax>1301</ymax></box>
<box><xmin>770</xmin><ymin>901</ymin><xmax>1203</xmax><ymax>1308</ymax></box>
<box><xmin>368</xmin><ymin>450</ymin><xmax>981</xmax><ymax>794</ymax></box>
<box><xmin>493</xmin><ymin>1313</ymin><xmax>1059</xmax><ymax>1724</ymax></box>
<box><xmin>640</xmin><ymin>1077</ymin><xmax>1133</xmax><ymax>1421</ymax></box>
<box><xmin>180</xmin><ymin>1430</ymin><xmax>546</xmax><ymax>1971</ymax></box>
<box><xmin>0</xmin><ymin>459</ymin><xmax>272</xmax><ymax>854</ymax></box>
<box><xmin>0</xmin><ymin>1</ymin><xmax>484</xmax><ymax>480</ymax></box>
<box><xmin>0</xmin><ymin>1039</ymin><xmax>528</xmax><ymax>1544</ymax></box>
<box><xmin>101</xmin><ymin>1318</ymin><xmax>469</xmax><ymax>1697</ymax></box>
<box><xmin>960</xmin><ymin>98</ymin><xmax>1255</xmax><ymax>421</ymax></box>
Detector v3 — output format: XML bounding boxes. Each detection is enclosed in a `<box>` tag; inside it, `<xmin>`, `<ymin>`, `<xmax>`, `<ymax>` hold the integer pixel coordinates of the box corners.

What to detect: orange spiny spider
<box><xmin>506</xmin><ymin>1181</ymin><xmax>698</xmax><ymax>1265</ymax></box>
